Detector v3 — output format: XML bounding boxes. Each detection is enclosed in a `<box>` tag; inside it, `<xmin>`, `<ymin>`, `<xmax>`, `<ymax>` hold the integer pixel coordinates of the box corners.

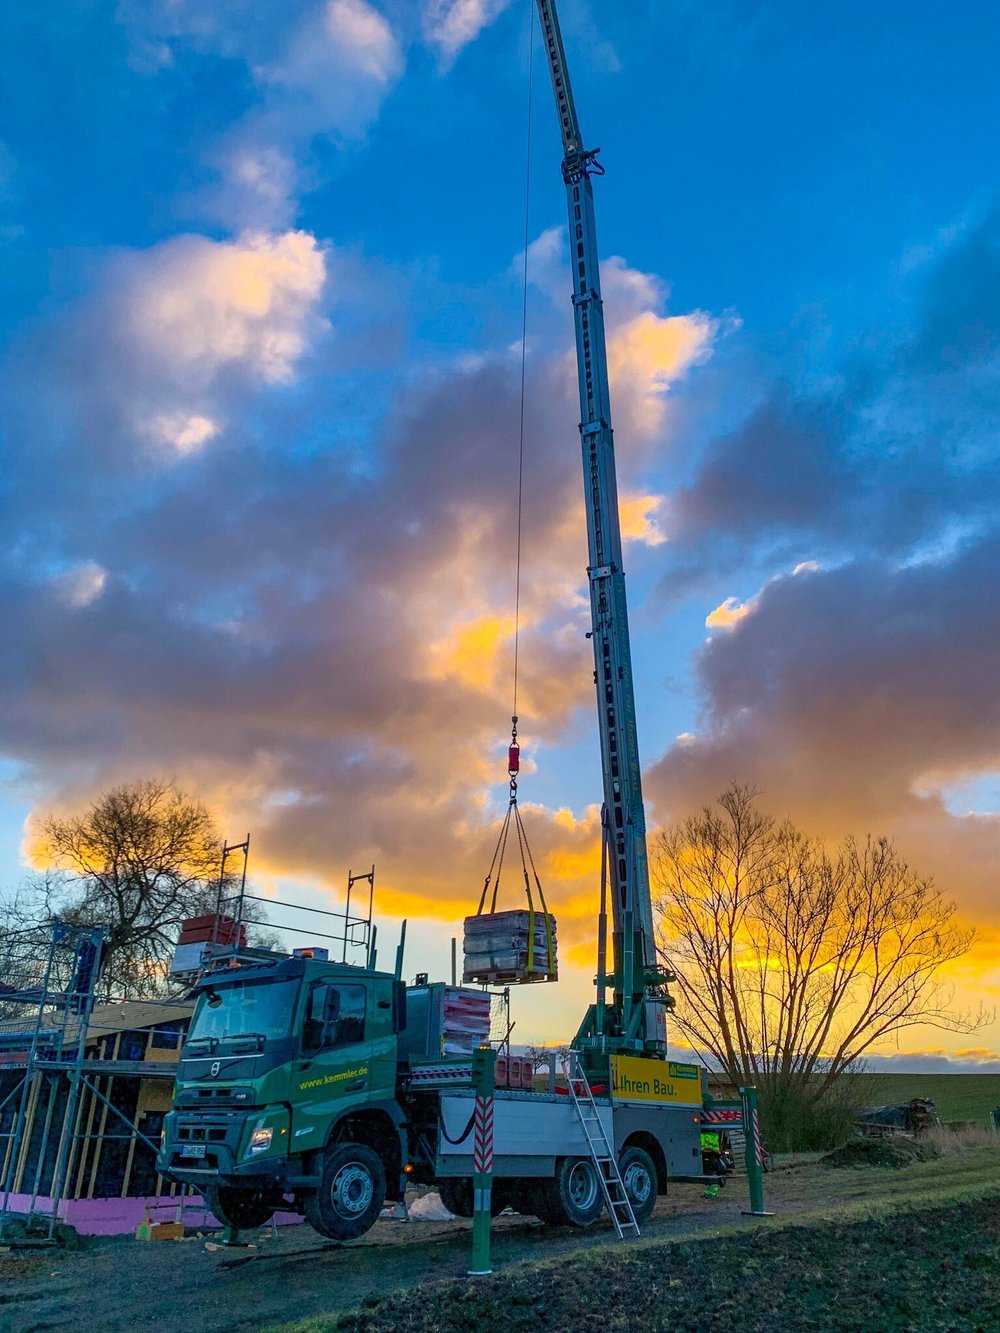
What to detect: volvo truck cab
<box><xmin>159</xmin><ymin>956</ymin><xmax>407</xmax><ymax>1238</ymax></box>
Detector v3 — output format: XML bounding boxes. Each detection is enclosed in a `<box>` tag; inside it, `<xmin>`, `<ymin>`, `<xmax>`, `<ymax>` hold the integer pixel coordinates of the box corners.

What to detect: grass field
<box><xmin>864</xmin><ymin>1072</ymin><xmax>1000</xmax><ymax>1123</ymax></box>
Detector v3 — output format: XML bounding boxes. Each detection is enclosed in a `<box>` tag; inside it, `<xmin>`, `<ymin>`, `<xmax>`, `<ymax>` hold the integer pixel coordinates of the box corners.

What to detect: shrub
<box><xmin>760</xmin><ymin>1078</ymin><xmax>870</xmax><ymax>1153</ymax></box>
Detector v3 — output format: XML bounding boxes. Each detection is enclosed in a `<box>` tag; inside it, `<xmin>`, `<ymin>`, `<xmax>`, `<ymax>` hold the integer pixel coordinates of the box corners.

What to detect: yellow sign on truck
<box><xmin>610</xmin><ymin>1055</ymin><xmax>703</xmax><ymax>1107</ymax></box>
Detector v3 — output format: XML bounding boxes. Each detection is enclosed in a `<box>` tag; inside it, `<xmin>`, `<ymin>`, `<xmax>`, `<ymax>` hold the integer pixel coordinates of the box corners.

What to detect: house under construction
<box><xmin>0</xmin><ymin>923</ymin><xmax>199</xmax><ymax>1236</ymax></box>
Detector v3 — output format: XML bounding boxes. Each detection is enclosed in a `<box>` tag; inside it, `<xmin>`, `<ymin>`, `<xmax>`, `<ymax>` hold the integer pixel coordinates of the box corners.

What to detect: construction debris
<box><xmin>821</xmin><ymin>1138</ymin><xmax>939</xmax><ymax>1170</ymax></box>
<box><xmin>856</xmin><ymin>1098</ymin><xmax>939</xmax><ymax>1138</ymax></box>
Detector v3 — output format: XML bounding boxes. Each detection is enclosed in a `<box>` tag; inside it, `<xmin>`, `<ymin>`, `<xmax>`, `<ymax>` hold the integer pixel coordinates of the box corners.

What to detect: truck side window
<box><xmin>324</xmin><ymin>984</ymin><xmax>366</xmax><ymax>1049</ymax></box>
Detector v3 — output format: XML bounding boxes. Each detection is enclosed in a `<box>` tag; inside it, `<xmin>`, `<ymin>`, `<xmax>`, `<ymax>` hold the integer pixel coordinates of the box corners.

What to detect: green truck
<box><xmin>157</xmin><ymin>954</ymin><xmax>705</xmax><ymax>1239</ymax></box>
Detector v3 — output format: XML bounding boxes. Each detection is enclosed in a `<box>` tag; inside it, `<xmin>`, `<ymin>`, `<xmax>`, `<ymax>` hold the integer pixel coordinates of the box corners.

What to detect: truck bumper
<box><xmin>158</xmin><ymin>1107</ymin><xmax>301</xmax><ymax>1191</ymax></box>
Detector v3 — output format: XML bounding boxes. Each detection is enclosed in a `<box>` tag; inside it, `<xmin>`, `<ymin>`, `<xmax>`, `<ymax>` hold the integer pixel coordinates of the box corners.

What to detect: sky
<box><xmin>2</xmin><ymin>0</ymin><xmax>1000</xmax><ymax>1070</ymax></box>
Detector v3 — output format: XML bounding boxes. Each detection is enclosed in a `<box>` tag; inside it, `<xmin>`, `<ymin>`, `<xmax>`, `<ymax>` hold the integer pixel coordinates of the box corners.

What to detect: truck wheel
<box><xmin>536</xmin><ymin>1157</ymin><xmax>603</xmax><ymax>1227</ymax></box>
<box><xmin>618</xmin><ymin>1146</ymin><xmax>657</xmax><ymax>1223</ymax></box>
<box><xmin>204</xmin><ymin>1184</ymin><xmax>276</xmax><ymax>1230</ymax></box>
<box><xmin>304</xmin><ymin>1142</ymin><xmax>385</xmax><ymax>1241</ymax></box>
<box><xmin>438</xmin><ymin>1178</ymin><xmax>509</xmax><ymax>1217</ymax></box>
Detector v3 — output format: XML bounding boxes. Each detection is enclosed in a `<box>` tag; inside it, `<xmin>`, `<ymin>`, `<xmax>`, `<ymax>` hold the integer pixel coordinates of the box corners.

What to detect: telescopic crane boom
<box><xmin>534</xmin><ymin>0</ymin><xmax>672</xmax><ymax>1056</ymax></box>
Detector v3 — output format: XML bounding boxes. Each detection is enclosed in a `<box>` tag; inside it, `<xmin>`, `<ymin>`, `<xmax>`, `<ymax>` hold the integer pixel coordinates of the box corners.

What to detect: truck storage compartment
<box><xmin>462</xmin><ymin>910</ymin><xmax>558</xmax><ymax>984</ymax></box>
<box><xmin>399</xmin><ymin>984</ymin><xmax>492</xmax><ymax>1060</ymax></box>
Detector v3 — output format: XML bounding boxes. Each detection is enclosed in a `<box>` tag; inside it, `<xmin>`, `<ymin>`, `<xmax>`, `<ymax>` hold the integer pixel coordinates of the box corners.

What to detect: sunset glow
<box><xmin>1</xmin><ymin>1</ymin><xmax>999</xmax><ymax>1064</ymax></box>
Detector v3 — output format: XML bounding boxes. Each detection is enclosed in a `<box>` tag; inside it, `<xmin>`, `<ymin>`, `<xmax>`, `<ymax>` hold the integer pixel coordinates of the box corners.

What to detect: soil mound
<box><xmin>821</xmin><ymin>1137</ymin><xmax>939</xmax><ymax>1169</ymax></box>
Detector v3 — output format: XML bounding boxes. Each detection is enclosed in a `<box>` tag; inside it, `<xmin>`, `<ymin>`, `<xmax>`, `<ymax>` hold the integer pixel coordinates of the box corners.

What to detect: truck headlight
<box><xmin>249</xmin><ymin>1126</ymin><xmax>273</xmax><ymax>1154</ymax></box>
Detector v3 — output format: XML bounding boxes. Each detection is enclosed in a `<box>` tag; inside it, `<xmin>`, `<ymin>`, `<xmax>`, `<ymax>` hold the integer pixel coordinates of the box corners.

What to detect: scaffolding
<box><xmin>0</xmin><ymin>921</ymin><xmax>111</xmax><ymax>1236</ymax></box>
<box><xmin>201</xmin><ymin>846</ymin><xmax>376</xmax><ymax>975</ymax></box>
<box><xmin>0</xmin><ymin>922</ymin><xmax>196</xmax><ymax>1241</ymax></box>
<box><xmin>0</xmin><ymin>838</ymin><xmax>385</xmax><ymax>1241</ymax></box>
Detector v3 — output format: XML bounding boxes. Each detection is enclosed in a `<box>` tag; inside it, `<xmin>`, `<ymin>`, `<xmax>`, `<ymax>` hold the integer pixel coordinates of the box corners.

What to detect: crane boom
<box><xmin>534</xmin><ymin>0</ymin><xmax>669</xmax><ymax>1054</ymax></box>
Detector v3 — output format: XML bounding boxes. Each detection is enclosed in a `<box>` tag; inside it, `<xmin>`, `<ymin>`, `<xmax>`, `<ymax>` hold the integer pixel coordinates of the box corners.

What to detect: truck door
<box><xmin>367</xmin><ymin>977</ymin><xmax>399</xmax><ymax>1101</ymax></box>
<box><xmin>291</xmin><ymin>980</ymin><xmax>374</xmax><ymax>1152</ymax></box>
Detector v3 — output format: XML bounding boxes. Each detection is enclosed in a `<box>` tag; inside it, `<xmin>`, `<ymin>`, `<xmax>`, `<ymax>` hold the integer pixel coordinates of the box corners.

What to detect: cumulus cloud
<box><xmin>654</xmin><ymin>209</ymin><xmax>1000</xmax><ymax>598</ymax></box>
<box><xmin>647</xmin><ymin>538</ymin><xmax>1000</xmax><ymax>926</ymax></box>
<box><xmin>148</xmin><ymin>414</ymin><xmax>221</xmax><ymax>456</ymax></box>
<box><xmin>121</xmin><ymin>0</ymin><xmax>405</xmax><ymax>227</ymax></box>
<box><xmin>261</xmin><ymin>0</ymin><xmax>403</xmax><ymax>131</ymax></box>
<box><xmin>619</xmin><ymin>493</ymin><xmax>667</xmax><ymax>547</ymax></box>
<box><xmin>215</xmin><ymin>0</ymin><xmax>404</xmax><ymax>225</ymax></box>
<box><xmin>606</xmin><ymin>307</ymin><xmax>718</xmax><ymax>442</ymax></box>
<box><xmin>6</xmin><ymin>229</ymin><xmax>329</xmax><ymax>475</ymax></box>
<box><xmin>704</xmin><ymin>594</ymin><xmax>751</xmax><ymax>630</ymax></box>
<box><xmin>124</xmin><ymin>230</ymin><xmax>327</xmax><ymax>388</ymax></box>
<box><xmin>525</xmin><ymin>229</ymin><xmax>721</xmax><ymax>463</ymax></box>
<box><xmin>1</xmin><ymin>230</ymin><xmax>710</xmax><ymax>963</ymax></box>
<box><xmin>51</xmin><ymin>562</ymin><xmax>108</xmax><ymax>609</ymax></box>
<box><xmin>421</xmin><ymin>0</ymin><xmax>513</xmax><ymax>63</ymax></box>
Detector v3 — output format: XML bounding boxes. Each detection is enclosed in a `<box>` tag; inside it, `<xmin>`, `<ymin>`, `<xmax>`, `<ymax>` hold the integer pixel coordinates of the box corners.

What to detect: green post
<box><xmin>468</xmin><ymin>1045</ymin><xmax>496</xmax><ymax>1276</ymax></box>
<box><xmin>739</xmin><ymin>1086</ymin><xmax>772</xmax><ymax>1216</ymax></box>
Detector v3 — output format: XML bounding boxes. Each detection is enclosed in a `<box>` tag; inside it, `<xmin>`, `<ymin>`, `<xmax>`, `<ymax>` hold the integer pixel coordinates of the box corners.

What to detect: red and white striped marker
<box><xmin>473</xmin><ymin>1095</ymin><xmax>494</xmax><ymax>1174</ymax></box>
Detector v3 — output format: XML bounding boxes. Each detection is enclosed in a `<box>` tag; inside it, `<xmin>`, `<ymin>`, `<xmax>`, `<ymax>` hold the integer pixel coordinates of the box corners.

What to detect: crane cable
<box><xmin>470</xmin><ymin>6</ymin><xmax>556</xmax><ymax>981</ymax></box>
<box><xmin>510</xmin><ymin>0</ymin><xmax>534</xmax><ymax>734</ymax></box>
<box><xmin>476</xmin><ymin>0</ymin><xmax>539</xmax><ymax>916</ymax></box>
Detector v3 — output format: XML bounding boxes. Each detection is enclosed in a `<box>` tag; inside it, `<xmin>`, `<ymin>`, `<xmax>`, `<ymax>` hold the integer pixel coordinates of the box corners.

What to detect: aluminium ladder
<box><xmin>566</xmin><ymin>1053</ymin><xmax>640</xmax><ymax>1239</ymax></box>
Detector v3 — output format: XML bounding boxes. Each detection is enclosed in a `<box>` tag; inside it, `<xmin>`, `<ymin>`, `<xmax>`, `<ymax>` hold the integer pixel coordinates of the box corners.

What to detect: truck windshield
<box><xmin>186</xmin><ymin>979</ymin><xmax>299</xmax><ymax>1045</ymax></box>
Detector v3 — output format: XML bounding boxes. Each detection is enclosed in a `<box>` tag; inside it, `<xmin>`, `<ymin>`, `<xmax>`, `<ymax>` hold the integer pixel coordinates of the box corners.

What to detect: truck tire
<box><xmin>204</xmin><ymin>1184</ymin><xmax>276</xmax><ymax>1230</ymax></box>
<box><xmin>438</xmin><ymin>1178</ymin><xmax>510</xmax><ymax>1217</ymax></box>
<box><xmin>618</xmin><ymin>1146</ymin><xmax>657</xmax><ymax>1223</ymax></box>
<box><xmin>304</xmin><ymin>1142</ymin><xmax>386</xmax><ymax>1241</ymax></box>
<box><xmin>535</xmin><ymin>1157</ymin><xmax>603</xmax><ymax>1227</ymax></box>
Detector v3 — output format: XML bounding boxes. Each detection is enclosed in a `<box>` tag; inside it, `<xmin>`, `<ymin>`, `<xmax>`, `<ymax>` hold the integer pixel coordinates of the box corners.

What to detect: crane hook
<box><xmin>508</xmin><ymin>715</ymin><xmax>520</xmax><ymax>801</ymax></box>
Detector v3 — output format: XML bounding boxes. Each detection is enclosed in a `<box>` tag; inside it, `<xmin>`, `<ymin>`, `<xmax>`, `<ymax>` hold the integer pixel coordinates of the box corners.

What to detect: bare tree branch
<box><xmin>652</xmin><ymin>784</ymin><xmax>989</xmax><ymax>1110</ymax></box>
<box><xmin>13</xmin><ymin>779</ymin><xmax>266</xmax><ymax>999</ymax></box>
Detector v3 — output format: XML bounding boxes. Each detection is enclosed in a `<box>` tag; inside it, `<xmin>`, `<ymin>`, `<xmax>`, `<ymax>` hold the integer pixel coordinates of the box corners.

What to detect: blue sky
<box><xmin>2</xmin><ymin>0</ymin><xmax>999</xmax><ymax>1061</ymax></box>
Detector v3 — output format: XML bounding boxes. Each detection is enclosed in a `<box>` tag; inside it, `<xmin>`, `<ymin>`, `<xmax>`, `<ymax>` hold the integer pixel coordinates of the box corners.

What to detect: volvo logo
<box><xmin>210</xmin><ymin>1061</ymin><xmax>221</xmax><ymax>1078</ymax></box>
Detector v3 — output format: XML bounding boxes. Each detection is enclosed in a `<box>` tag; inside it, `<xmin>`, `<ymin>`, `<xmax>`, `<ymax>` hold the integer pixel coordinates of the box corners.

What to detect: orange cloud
<box><xmin>705</xmin><ymin>595</ymin><xmax>754</xmax><ymax>630</ymax></box>
<box><xmin>427</xmin><ymin>613</ymin><xmax>516</xmax><ymax>693</ymax></box>
<box><xmin>619</xmin><ymin>493</ymin><xmax>667</xmax><ymax>546</ymax></box>
<box><xmin>606</xmin><ymin>309</ymin><xmax>716</xmax><ymax>439</ymax></box>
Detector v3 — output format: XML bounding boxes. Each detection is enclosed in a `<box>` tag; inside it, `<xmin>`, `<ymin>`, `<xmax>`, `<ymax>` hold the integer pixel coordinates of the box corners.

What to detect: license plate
<box><xmin>181</xmin><ymin>1143</ymin><xmax>206</xmax><ymax>1159</ymax></box>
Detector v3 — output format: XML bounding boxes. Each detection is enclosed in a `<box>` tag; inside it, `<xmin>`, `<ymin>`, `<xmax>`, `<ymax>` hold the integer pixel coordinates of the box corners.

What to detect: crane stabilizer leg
<box><xmin>534</xmin><ymin>0</ymin><xmax>674</xmax><ymax>1057</ymax></box>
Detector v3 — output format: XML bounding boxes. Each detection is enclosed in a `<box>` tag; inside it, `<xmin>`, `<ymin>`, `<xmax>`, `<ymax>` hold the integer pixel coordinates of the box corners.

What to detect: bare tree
<box><xmin>525</xmin><ymin>1043</ymin><xmax>572</xmax><ymax>1075</ymax></box>
<box><xmin>33</xmin><ymin>779</ymin><xmax>242</xmax><ymax>998</ymax></box>
<box><xmin>653</xmin><ymin>785</ymin><xmax>986</xmax><ymax>1112</ymax></box>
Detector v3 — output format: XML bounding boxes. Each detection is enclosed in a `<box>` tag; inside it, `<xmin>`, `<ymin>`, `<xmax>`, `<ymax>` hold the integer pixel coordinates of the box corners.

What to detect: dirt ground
<box><xmin>329</xmin><ymin>1196</ymin><xmax>1000</xmax><ymax>1333</ymax></box>
<box><xmin>2</xmin><ymin>1149</ymin><xmax>999</xmax><ymax>1333</ymax></box>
